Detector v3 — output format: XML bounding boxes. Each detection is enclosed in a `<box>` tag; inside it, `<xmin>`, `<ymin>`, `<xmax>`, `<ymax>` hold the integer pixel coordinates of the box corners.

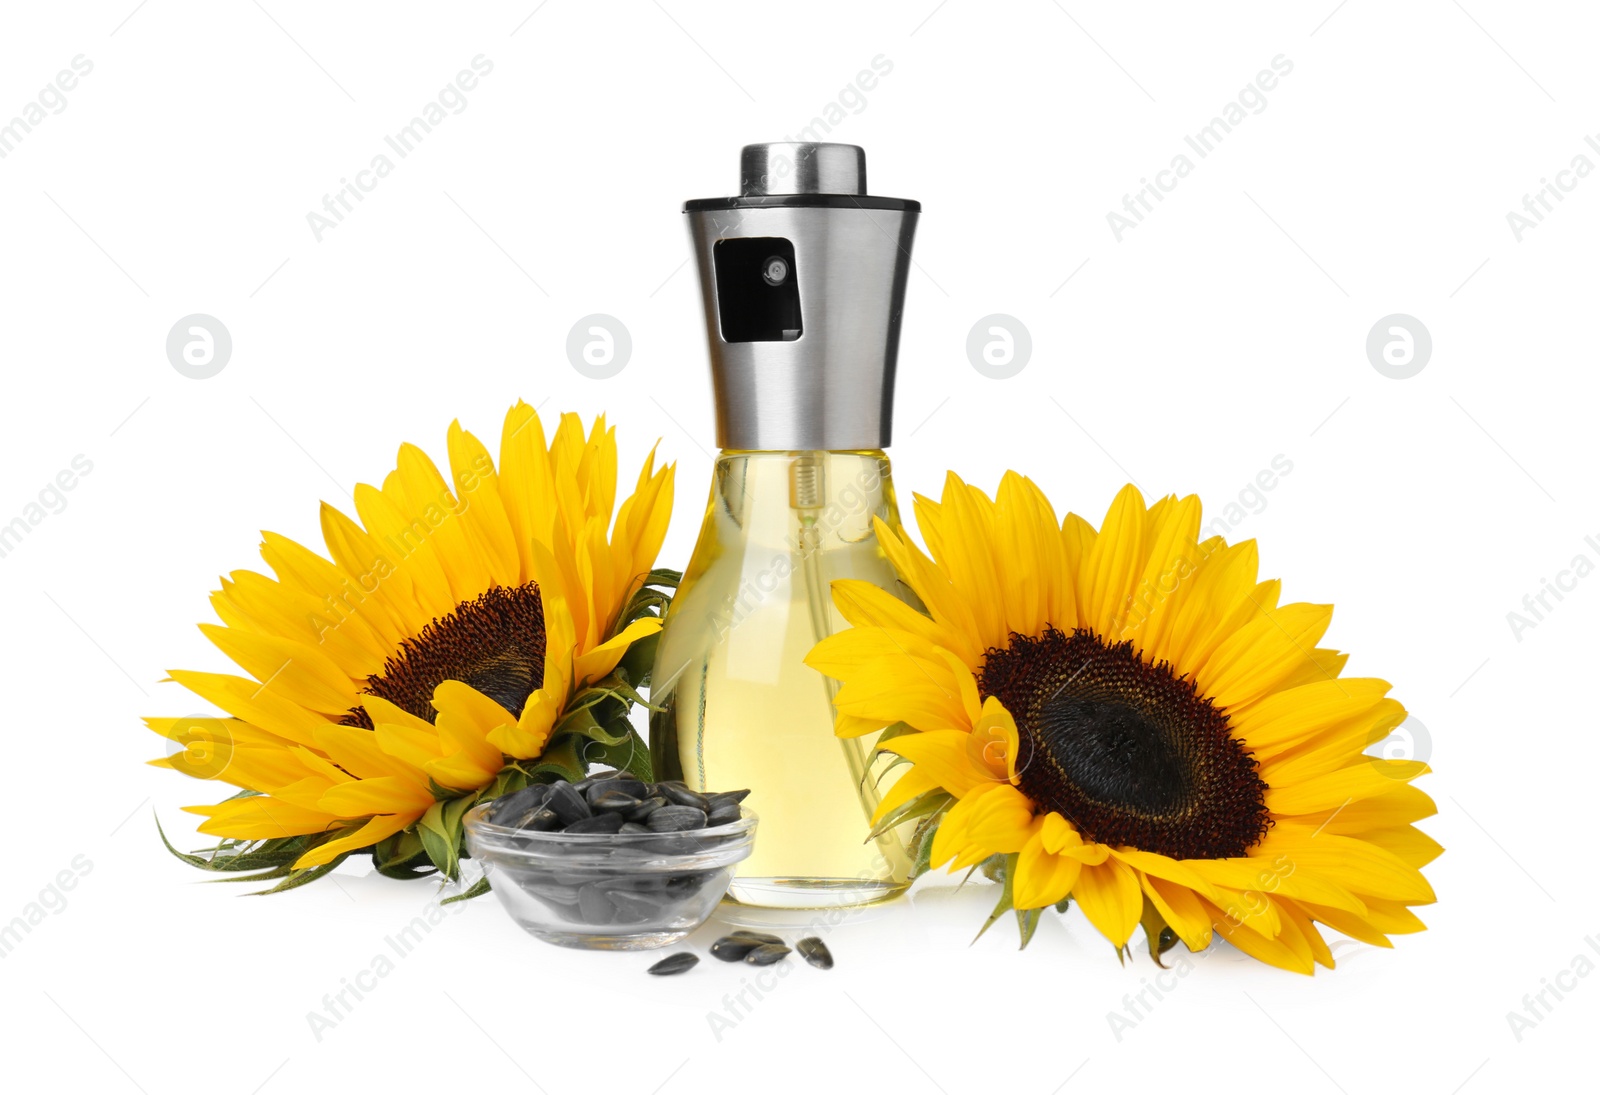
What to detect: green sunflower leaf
<box><xmin>440</xmin><ymin>875</ymin><xmax>492</xmax><ymax>906</ymax></box>
<box><xmin>584</xmin><ymin>727</ymin><xmax>653</xmax><ymax>781</ymax></box>
<box><xmin>553</xmin><ymin>703</ymin><xmax>632</xmax><ymax>747</ymax></box>
<box><xmin>526</xmin><ymin>734</ymin><xmax>587</xmax><ymax>783</ymax></box>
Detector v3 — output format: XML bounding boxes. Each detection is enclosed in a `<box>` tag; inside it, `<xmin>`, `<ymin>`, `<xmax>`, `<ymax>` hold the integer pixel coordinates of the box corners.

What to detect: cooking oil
<box><xmin>651</xmin><ymin>451</ymin><xmax>912</xmax><ymax>907</ymax></box>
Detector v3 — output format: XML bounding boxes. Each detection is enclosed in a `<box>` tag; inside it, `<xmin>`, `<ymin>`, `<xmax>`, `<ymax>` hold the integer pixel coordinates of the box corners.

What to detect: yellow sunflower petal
<box><xmin>1141</xmin><ymin>874</ymin><xmax>1214</xmax><ymax>952</ymax></box>
<box><xmin>882</xmin><ymin>730</ymin><xmax>989</xmax><ymax>797</ymax></box>
<box><xmin>1014</xmin><ymin>825</ymin><xmax>1083</xmax><ymax>910</ymax></box>
<box><xmin>1072</xmin><ymin>857</ymin><xmax>1143</xmax><ymax>947</ymax></box>
<box><xmin>573</xmin><ymin>616</ymin><xmax>660</xmax><ymax>685</ymax></box>
<box><xmin>185</xmin><ymin>795</ymin><xmax>337</xmax><ymax>840</ymax></box>
<box><xmin>293</xmin><ymin>811</ymin><xmax>419</xmax><ymax>869</ymax></box>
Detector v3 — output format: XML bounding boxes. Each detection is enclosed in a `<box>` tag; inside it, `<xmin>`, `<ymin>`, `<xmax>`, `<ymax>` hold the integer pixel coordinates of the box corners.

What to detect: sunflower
<box><xmin>805</xmin><ymin>475</ymin><xmax>1439</xmax><ymax>974</ymax></box>
<box><xmin>147</xmin><ymin>402</ymin><xmax>674</xmax><ymax>890</ymax></box>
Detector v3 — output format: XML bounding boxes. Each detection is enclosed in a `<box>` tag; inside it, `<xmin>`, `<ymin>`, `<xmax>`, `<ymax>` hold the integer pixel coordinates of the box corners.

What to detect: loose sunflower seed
<box><xmin>710</xmin><ymin>935</ymin><xmax>762</xmax><ymax>962</ymax></box>
<box><xmin>743</xmin><ymin>943</ymin><xmax>791</xmax><ymax>966</ymax></box>
<box><xmin>726</xmin><ymin>930</ymin><xmax>783</xmax><ymax>946</ymax></box>
<box><xmin>648</xmin><ymin>952</ymin><xmax>699</xmax><ymax>976</ymax></box>
<box><xmin>796</xmin><ymin>937</ymin><xmax>833</xmax><ymax>970</ymax></box>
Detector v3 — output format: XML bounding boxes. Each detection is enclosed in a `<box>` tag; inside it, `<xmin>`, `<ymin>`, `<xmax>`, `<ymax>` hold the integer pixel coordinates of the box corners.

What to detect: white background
<box><xmin>0</xmin><ymin>2</ymin><xmax>1592</xmax><ymax>1092</ymax></box>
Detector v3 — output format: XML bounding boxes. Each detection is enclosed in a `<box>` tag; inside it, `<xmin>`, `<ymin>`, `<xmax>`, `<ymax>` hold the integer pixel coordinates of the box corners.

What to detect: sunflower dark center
<box><xmin>339</xmin><ymin>583</ymin><xmax>546</xmax><ymax>729</ymax></box>
<box><xmin>979</xmin><ymin>627</ymin><xmax>1269</xmax><ymax>859</ymax></box>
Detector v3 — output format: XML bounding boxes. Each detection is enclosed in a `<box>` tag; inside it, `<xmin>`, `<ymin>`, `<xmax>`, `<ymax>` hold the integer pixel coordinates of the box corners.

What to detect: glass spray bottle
<box><xmin>651</xmin><ymin>143</ymin><xmax>922</xmax><ymax>908</ymax></box>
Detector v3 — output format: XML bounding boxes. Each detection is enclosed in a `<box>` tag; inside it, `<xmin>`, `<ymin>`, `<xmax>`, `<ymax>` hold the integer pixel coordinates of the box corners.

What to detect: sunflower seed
<box><xmin>725</xmin><ymin>930</ymin><xmax>783</xmax><ymax>945</ymax></box>
<box><xmin>646</xmin><ymin>805</ymin><xmax>707</xmax><ymax>832</ymax></box>
<box><xmin>663</xmin><ymin>869</ymin><xmax>715</xmax><ymax>892</ymax></box>
<box><xmin>520</xmin><ymin>807</ymin><xmax>562</xmax><ymax>832</ymax></box>
<box><xmin>577</xmin><ymin>882</ymin><xmax>615</xmax><ymax>924</ymax></box>
<box><xmin>744</xmin><ymin>943</ymin><xmax>791</xmax><ymax>966</ymax></box>
<box><xmin>521</xmin><ymin>880</ymin><xmax>582</xmax><ymax>904</ymax></box>
<box><xmin>627</xmin><ymin>796</ymin><xmax>668</xmax><ymax>821</ymax></box>
<box><xmin>590</xmin><ymin>790</ymin><xmax>643</xmax><ymax>813</ymax></box>
<box><xmin>648</xmin><ymin>952</ymin><xmax>699</xmax><ymax>976</ymax></box>
<box><xmin>796</xmin><ymin>937</ymin><xmax>833</xmax><ymax>969</ymax></box>
<box><xmin>545</xmin><ymin>781</ymin><xmax>591</xmax><ymax>825</ymax></box>
<box><xmin>707</xmin><ymin>803</ymin><xmax>742</xmax><ymax>826</ymax></box>
<box><xmin>618</xmin><ymin>821</ymin><xmax>652</xmax><ymax>834</ymax></box>
<box><xmin>705</xmin><ymin>789</ymin><xmax>751</xmax><ymax>812</ymax></box>
<box><xmin>589</xmin><ymin>778</ymin><xmax>648</xmax><ymax>803</ymax></box>
<box><xmin>489</xmin><ymin>783</ymin><xmax>551</xmax><ymax>823</ymax></box>
<box><xmin>609</xmin><ymin>888</ymin><xmax>670</xmax><ymax>921</ymax></box>
<box><xmin>660</xmin><ymin>784</ymin><xmax>711</xmax><ymax>811</ymax></box>
<box><xmin>563</xmin><ymin>812</ymin><xmax>625</xmax><ymax>835</ymax></box>
<box><xmin>710</xmin><ymin>935</ymin><xmax>763</xmax><ymax>962</ymax></box>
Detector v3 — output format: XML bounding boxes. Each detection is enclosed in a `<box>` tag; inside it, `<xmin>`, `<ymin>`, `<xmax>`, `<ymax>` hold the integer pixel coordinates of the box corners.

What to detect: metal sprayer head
<box><xmin>684</xmin><ymin>143</ymin><xmax>920</xmax><ymax>451</ymax></box>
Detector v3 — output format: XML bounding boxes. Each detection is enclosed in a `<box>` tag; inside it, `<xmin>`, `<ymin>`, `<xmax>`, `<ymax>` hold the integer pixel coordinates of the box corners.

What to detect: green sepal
<box><xmin>440</xmin><ymin>875</ymin><xmax>493</xmax><ymax>906</ymax></box>
<box><xmin>906</xmin><ymin>800</ymin><xmax>952</xmax><ymax>879</ymax></box>
<box><xmin>479</xmin><ymin>766</ymin><xmax>532</xmax><ymax>803</ymax></box>
<box><xmin>1139</xmin><ymin>896</ymin><xmax>1181</xmax><ymax>967</ymax></box>
<box><xmin>523</xmin><ymin>734</ymin><xmax>588</xmax><ymax>783</ymax></box>
<box><xmin>1016</xmin><ymin>905</ymin><xmax>1042</xmax><ymax>950</ymax></box>
<box><xmin>205</xmin><ymin>838</ymin><xmax>313</xmax><ymax>873</ymax></box>
<box><xmin>373</xmin><ymin>830</ymin><xmax>435</xmax><ymax>879</ymax></box>
<box><xmin>252</xmin><ymin>853</ymin><xmax>351</xmax><ymax>895</ymax></box>
<box><xmin>615</xmin><ymin>631</ymin><xmax>659</xmax><ymax>690</ymax></box>
<box><xmin>871</xmin><ymin>722</ymin><xmax>918</xmax><ymax>757</ymax></box>
<box><xmin>1054</xmin><ymin>895</ymin><xmax>1073</xmax><ymax>915</ymax></box>
<box><xmin>202</xmin><ymin>866</ymin><xmax>294</xmax><ymax>885</ymax></box>
<box><xmin>418</xmin><ymin>795</ymin><xmax>479</xmax><ymax>881</ymax></box>
<box><xmin>972</xmin><ymin>852</ymin><xmax>1019</xmax><ymax>943</ymax></box>
<box><xmin>155</xmin><ymin>815</ymin><xmax>311</xmax><ymax>874</ymax></box>
<box><xmin>615</xmin><ymin>568</ymin><xmax>680</xmax><ymax>631</ymax></box>
<box><xmin>865</xmin><ymin>789</ymin><xmax>954</xmax><ymax>844</ymax></box>
<box><xmin>564</xmin><ymin>673</ymin><xmax>657</xmax><ymax>719</ymax></box>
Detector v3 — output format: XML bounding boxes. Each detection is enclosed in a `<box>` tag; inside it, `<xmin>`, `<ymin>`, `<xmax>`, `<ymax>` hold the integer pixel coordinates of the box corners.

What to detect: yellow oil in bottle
<box><xmin>650</xmin><ymin>450</ymin><xmax>912</xmax><ymax>908</ymax></box>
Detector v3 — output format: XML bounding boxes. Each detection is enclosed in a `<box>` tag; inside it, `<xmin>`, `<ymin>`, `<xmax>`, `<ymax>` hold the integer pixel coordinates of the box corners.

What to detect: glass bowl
<box><xmin>462</xmin><ymin>802</ymin><xmax>758</xmax><ymax>950</ymax></box>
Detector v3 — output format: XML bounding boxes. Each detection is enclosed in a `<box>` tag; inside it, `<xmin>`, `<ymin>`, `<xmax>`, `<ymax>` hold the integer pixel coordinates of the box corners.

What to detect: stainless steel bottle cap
<box><xmin>685</xmin><ymin>144</ymin><xmax>920</xmax><ymax>452</ymax></box>
<box><xmin>740</xmin><ymin>142</ymin><xmax>866</xmax><ymax>197</ymax></box>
